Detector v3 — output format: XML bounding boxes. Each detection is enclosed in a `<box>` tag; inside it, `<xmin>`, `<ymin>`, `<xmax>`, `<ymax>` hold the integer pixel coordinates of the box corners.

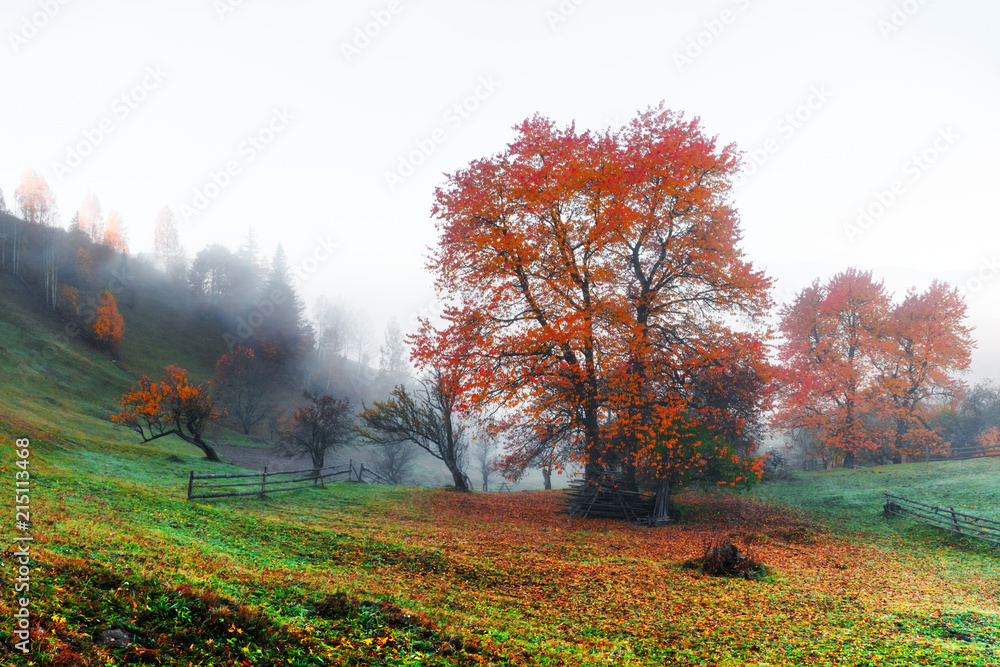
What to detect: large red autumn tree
<box><xmin>412</xmin><ymin>104</ymin><xmax>773</xmax><ymax>516</ymax></box>
<box><xmin>774</xmin><ymin>270</ymin><xmax>972</xmax><ymax>467</ymax></box>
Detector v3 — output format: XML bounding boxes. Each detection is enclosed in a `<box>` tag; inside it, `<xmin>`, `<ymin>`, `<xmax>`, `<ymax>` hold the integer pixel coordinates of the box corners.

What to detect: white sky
<box><xmin>3</xmin><ymin>0</ymin><xmax>1000</xmax><ymax>378</ymax></box>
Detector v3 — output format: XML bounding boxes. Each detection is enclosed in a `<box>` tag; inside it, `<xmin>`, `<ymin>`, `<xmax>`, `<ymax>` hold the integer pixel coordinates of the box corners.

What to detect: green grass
<box><xmin>752</xmin><ymin>458</ymin><xmax>1000</xmax><ymax>546</ymax></box>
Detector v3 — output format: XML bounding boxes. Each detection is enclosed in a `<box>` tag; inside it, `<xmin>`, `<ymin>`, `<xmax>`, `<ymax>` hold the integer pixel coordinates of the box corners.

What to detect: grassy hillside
<box><xmin>115</xmin><ymin>274</ymin><xmax>230</xmax><ymax>385</ymax></box>
<box><xmin>754</xmin><ymin>459</ymin><xmax>1000</xmax><ymax>554</ymax></box>
<box><xmin>2</xmin><ymin>275</ymin><xmax>1000</xmax><ymax>665</ymax></box>
<box><xmin>4</xmin><ymin>431</ymin><xmax>1000</xmax><ymax>665</ymax></box>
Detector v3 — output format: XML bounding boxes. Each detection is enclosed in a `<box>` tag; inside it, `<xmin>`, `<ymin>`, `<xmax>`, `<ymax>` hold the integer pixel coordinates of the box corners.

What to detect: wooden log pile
<box><xmin>558</xmin><ymin>476</ymin><xmax>655</xmax><ymax>525</ymax></box>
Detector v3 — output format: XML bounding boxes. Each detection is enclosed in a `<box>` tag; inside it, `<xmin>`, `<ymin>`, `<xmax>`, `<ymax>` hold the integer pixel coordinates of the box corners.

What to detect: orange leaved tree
<box><xmin>112</xmin><ymin>364</ymin><xmax>220</xmax><ymax>461</ymax></box>
<box><xmin>412</xmin><ymin>104</ymin><xmax>773</xmax><ymax>517</ymax></box>
<box><xmin>774</xmin><ymin>269</ymin><xmax>891</xmax><ymax>468</ymax></box>
<box><xmin>94</xmin><ymin>289</ymin><xmax>125</xmax><ymax>356</ymax></box>
<box><xmin>875</xmin><ymin>280</ymin><xmax>973</xmax><ymax>461</ymax></box>
<box><xmin>775</xmin><ymin>270</ymin><xmax>972</xmax><ymax>467</ymax></box>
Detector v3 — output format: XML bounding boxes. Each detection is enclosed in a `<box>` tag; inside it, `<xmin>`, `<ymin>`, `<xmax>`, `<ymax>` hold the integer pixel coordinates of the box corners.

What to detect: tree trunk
<box><xmin>174</xmin><ymin>431</ymin><xmax>221</xmax><ymax>462</ymax></box>
<box><xmin>843</xmin><ymin>450</ymin><xmax>855</xmax><ymax>469</ymax></box>
<box><xmin>542</xmin><ymin>466</ymin><xmax>552</xmax><ymax>490</ymax></box>
<box><xmin>446</xmin><ymin>458</ymin><xmax>468</xmax><ymax>491</ymax></box>
<box><xmin>583</xmin><ymin>403</ymin><xmax>602</xmax><ymax>481</ymax></box>
<box><xmin>651</xmin><ymin>477</ymin><xmax>671</xmax><ymax>525</ymax></box>
<box><xmin>311</xmin><ymin>448</ymin><xmax>325</xmax><ymax>477</ymax></box>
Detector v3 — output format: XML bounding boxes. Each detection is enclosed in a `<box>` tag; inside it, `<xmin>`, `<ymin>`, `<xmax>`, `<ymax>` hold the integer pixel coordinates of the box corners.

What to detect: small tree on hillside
<box><xmin>214</xmin><ymin>345</ymin><xmax>278</xmax><ymax>435</ymax></box>
<box><xmin>94</xmin><ymin>289</ymin><xmax>124</xmax><ymax>357</ymax></box>
<box><xmin>285</xmin><ymin>391</ymin><xmax>355</xmax><ymax>473</ymax></box>
<box><xmin>358</xmin><ymin>368</ymin><xmax>470</xmax><ymax>491</ymax></box>
<box><xmin>112</xmin><ymin>364</ymin><xmax>220</xmax><ymax>461</ymax></box>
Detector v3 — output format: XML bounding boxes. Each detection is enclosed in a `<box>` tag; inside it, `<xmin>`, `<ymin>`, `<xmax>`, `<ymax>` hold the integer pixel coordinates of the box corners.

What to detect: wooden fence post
<box><xmin>187</xmin><ymin>471</ymin><xmax>194</xmax><ymax>501</ymax></box>
<box><xmin>261</xmin><ymin>467</ymin><xmax>267</xmax><ymax>496</ymax></box>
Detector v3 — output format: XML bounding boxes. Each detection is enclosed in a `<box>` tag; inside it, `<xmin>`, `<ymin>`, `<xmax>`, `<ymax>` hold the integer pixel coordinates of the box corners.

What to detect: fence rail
<box><xmin>925</xmin><ymin>444</ymin><xmax>1000</xmax><ymax>462</ymax></box>
<box><xmin>188</xmin><ymin>460</ymin><xmax>389</xmax><ymax>500</ymax></box>
<box><xmin>883</xmin><ymin>492</ymin><xmax>1000</xmax><ymax>547</ymax></box>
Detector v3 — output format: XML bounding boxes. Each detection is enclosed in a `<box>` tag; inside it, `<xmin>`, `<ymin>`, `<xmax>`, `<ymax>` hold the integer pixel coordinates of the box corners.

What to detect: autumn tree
<box><xmin>876</xmin><ymin>281</ymin><xmax>973</xmax><ymax>461</ymax></box>
<box><xmin>14</xmin><ymin>169</ymin><xmax>57</xmax><ymax>227</ymax></box>
<box><xmin>93</xmin><ymin>289</ymin><xmax>125</xmax><ymax>356</ymax></box>
<box><xmin>112</xmin><ymin>364</ymin><xmax>220</xmax><ymax>461</ymax></box>
<box><xmin>774</xmin><ymin>270</ymin><xmax>973</xmax><ymax>467</ymax></box>
<box><xmin>214</xmin><ymin>345</ymin><xmax>278</xmax><ymax>435</ymax></box>
<box><xmin>683</xmin><ymin>334</ymin><xmax>775</xmax><ymax>457</ymax></box>
<box><xmin>284</xmin><ymin>391</ymin><xmax>355</xmax><ymax>474</ymax></box>
<box><xmin>413</xmin><ymin>104</ymin><xmax>772</xmax><ymax>514</ymax></box>
<box><xmin>102</xmin><ymin>209</ymin><xmax>129</xmax><ymax>254</ymax></box>
<box><xmin>774</xmin><ymin>270</ymin><xmax>891</xmax><ymax>468</ymax></box>
<box><xmin>358</xmin><ymin>367</ymin><xmax>470</xmax><ymax>491</ymax></box>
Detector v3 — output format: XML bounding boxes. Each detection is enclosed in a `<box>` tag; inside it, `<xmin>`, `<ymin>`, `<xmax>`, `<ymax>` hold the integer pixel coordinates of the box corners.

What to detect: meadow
<box><xmin>2</xmin><ymin>274</ymin><xmax>1000</xmax><ymax>665</ymax></box>
<box><xmin>3</xmin><ymin>421</ymin><xmax>1000</xmax><ymax>665</ymax></box>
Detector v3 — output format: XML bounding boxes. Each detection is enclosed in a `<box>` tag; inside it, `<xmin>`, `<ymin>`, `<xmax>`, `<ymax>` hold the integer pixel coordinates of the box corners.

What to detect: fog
<box><xmin>3</xmin><ymin>0</ymin><xmax>998</xmax><ymax>376</ymax></box>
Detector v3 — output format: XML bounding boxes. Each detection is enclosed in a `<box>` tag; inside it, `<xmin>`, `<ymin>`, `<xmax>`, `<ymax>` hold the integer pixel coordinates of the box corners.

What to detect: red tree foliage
<box><xmin>775</xmin><ymin>270</ymin><xmax>972</xmax><ymax>467</ymax></box>
<box><xmin>412</xmin><ymin>104</ymin><xmax>773</xmax><ymax>508</ymax></box>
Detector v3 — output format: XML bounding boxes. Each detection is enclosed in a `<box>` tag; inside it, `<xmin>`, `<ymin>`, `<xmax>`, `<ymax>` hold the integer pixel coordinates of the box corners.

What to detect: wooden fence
<box><xmin>883</xmin><ymin>492</ymin><xmax>1000</xmax><ymax>547</ymax></box>
<box><xmin>187</xmin><ymin>460</ymin><xmax>390</xmax><ymax>500</ymax></box>
<box><xmin>925</xmin><ymin>444</ymin><xmax>1000</xmax><ymax>463</ymax></box>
